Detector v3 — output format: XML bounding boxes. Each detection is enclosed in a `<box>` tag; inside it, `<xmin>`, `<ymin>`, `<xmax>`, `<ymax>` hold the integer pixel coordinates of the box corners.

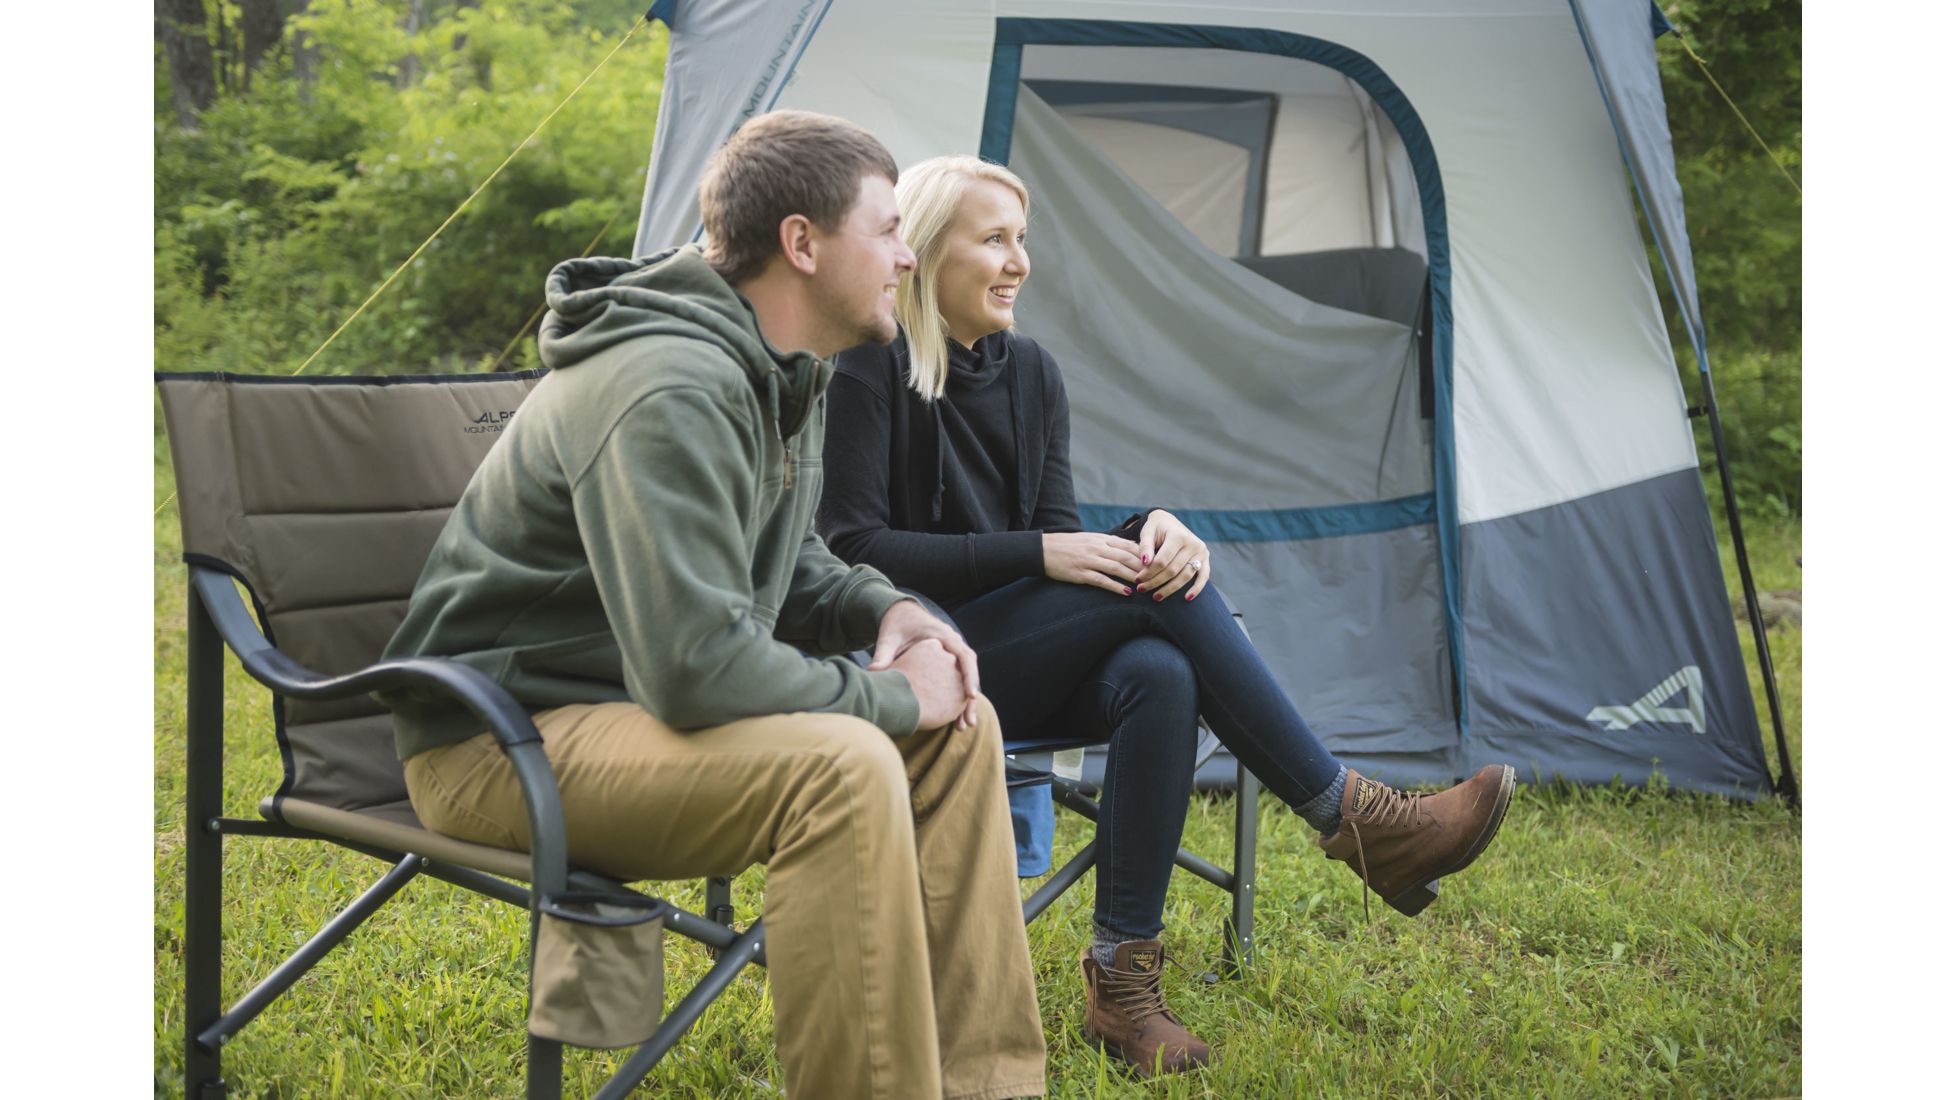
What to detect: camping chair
<box><xmin>158</xmin><ymin>370</ymin><xmax>766</xmax><ymax>1100</ymax></box>
<box><xmin>1005</xmin><ymin>677</ymin><xmax>1261</xmax><ymax>976</ymax></box>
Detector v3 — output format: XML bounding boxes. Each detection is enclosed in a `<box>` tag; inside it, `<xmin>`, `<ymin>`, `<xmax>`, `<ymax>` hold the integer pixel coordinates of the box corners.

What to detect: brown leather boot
<box><xmin>1318</xmin><ymin>764</ymin><xmax>1517</xmax><ymax>917</ymax></box>
<box><xmin>1080</xmin><ymin>940</ymin><xmax>1211</xmax><ymax>1076</ymax></box>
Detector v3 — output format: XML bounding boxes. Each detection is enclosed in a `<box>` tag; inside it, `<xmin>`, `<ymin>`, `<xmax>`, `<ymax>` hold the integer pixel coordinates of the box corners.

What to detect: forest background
<box><xmin>149</xmin><ymin>3</ymin><xmax>1805</xmax><ymax>1094</ymax></box>
<box><xmin>153</xmin><ymin>0</ymin><xmax>1802</xmax><ymax>528</ymax></box>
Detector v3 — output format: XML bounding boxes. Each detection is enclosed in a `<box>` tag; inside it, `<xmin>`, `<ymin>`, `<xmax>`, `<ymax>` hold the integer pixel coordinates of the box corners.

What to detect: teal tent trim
<box><xmin>979</xmin><ymin>16</ymin><xmax>1469</xmax><ymax>735</ymax></box>
<box><xmin>1649</xmin><ymin>2</ymin><xmax>1674</xmax><ymax>38</ymax></box>
<box><xmin>980</xmin><ymin>41</ymin><xmax>1024</xmax><ymax>164</ymax></box>
<box><xmin>1078</xmin><ymin>494</ymin><xmax>1435</xmax><ymax>544</ymax></box>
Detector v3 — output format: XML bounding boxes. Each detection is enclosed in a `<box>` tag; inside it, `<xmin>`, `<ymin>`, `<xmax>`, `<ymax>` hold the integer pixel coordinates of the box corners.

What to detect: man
<box><xmin>379</xmin><ymin>111</ymin><xmax>1046</xmax><ymax>1100</ymax></box>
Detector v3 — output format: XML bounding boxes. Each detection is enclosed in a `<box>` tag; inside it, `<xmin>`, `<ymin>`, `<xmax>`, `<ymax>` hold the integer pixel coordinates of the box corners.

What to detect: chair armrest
<box><xmin>188</xmin><ymin>568</ymin><xmax>573</xmax><ymax>898</ymax></box>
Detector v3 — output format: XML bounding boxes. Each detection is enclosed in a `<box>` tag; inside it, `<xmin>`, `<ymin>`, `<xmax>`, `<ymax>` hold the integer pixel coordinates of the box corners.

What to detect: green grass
<box><xmin>153</xmin><ymin>433</ymin><xmax>1801</xmax><ymax>1097</ymax></box>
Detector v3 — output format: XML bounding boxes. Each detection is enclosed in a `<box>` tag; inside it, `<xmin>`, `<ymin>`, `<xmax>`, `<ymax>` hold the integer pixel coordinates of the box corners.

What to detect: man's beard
<box><xmin>822</xmin><ymin>282</ymin><xmax>898</xmax><ymax>351</ymax></box>
<box><xmin>856</xmin><ymin>305</ymin><xmax>899</xmax><ymax>347</ymax></box>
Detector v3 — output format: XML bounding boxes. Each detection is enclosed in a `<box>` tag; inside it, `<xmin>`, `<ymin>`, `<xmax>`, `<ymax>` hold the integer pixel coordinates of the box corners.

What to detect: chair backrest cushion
<box><xmin>157</xmin><ymin>370</ymin><xmax>545</xmax><ymax>814</ymax></box>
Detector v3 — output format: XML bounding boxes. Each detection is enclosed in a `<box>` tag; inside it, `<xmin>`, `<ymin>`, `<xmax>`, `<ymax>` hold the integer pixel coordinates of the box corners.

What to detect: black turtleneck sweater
<box><xmin>820</xmin><ymin>329</ymin><xmax>1102</xmax><ymax>608</ymax></box>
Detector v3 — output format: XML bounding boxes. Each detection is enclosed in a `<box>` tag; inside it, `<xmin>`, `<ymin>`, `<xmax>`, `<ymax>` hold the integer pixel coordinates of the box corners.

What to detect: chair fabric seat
<box><xmin>266</xmin><ymin>796</ymin><xmax>537</xmax><ymax>882</ymax></box>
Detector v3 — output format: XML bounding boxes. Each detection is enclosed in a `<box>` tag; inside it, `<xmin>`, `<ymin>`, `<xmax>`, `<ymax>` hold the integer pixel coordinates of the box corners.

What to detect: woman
<box><xmin>818</xmin><ymin>156</ymin><xmax>1515</xmax><ymax>1076</ymax></box>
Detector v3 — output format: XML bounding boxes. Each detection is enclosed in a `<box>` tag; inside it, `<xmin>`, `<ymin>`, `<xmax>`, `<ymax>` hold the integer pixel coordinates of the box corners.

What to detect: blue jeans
<box><xmin>951</xmin><ymin>578</ymin><xmax>1345</xmax><ymax>941</ymax></box>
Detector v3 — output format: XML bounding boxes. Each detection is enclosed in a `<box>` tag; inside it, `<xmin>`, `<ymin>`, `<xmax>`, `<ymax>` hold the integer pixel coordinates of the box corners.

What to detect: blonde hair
<box><xmin>892</xmin><ymin>156</ymin><xmax>1030</xmax><ymax>401</ymax></box>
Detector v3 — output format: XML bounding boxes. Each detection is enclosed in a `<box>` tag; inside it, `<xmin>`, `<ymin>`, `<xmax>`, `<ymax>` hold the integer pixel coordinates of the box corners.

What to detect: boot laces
<box><xmin>1351</xmin><ymin>778</ymin><xmax>1426</xmax><ymax>829</ymax></box>
<box><xmin>1346</xmin><ymin>779</ymin><xmax>1425</xmax><ymax>923</ymax></box>
<box><xmin>1102</xmin><ymin>959</ymin><xmax>1173</xmax><ymax>1025</ymax></box>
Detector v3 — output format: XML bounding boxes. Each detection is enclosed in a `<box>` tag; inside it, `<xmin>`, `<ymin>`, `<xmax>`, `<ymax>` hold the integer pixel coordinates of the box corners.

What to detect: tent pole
<box><xmin>1697</xmin><ymin>367</ymin><xmax>1800</xmax><ymax>808</ymax></box>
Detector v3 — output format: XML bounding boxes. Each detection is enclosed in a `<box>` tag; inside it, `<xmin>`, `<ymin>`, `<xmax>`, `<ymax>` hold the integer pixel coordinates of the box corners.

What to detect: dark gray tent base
<box><xmin>1460</xmin><ymin>467</ymin><xmax>1777</xmax><ymax>799</ymax></box>
<box><xmin>1068</xmin><ymin>468</ymin><xmax>1786</xmax><ymax>802</ymax></box>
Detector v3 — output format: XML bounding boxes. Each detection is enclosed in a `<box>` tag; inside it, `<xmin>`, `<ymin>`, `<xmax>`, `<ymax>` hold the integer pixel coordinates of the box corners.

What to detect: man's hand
<box><xmin>891</xmin><ymin>639</ymin><xmax>968</xmax><ymax>732</ymax></box>
<box><xmin>1135</xmin><ymin>510</ymin><xmax>1211</xmax><ymax>602</ymax></box>
<box><xmin>1043</xmin><ymin>531</ymin><xmax>1144</xmax><ymax>595</ymax></box>
<box><xmin>870</xmin><ymin>599</ymin><xmax>980</xmax><ymax>727</ymax></box>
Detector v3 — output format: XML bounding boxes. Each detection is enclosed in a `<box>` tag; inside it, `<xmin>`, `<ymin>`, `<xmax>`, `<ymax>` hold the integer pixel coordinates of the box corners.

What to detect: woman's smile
<box><xmin>935</xmin><ymin>177</ymin><xmax>1031</xmax><ymax>347</ymax></box>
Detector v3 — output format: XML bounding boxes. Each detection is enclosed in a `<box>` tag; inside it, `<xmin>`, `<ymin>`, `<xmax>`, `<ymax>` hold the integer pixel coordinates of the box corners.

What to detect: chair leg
<box><xmin>1222</xmin><ymin>760</ymin><xmax>1258</xmax><ymax>977</ymax></box>
<box><xmin>184</xmin><ymin>584</ymin><xmax>227</xmax><ymax>1098</ymax></box>
<box><xmin>596</xmin><ymin>922</ymin><xmax>768</xmax><ymax>1100</ymax></box>
<box><xmin>526</xmin><ymin>1035</ymin><xmax>564</xmax><ymax>1100</ymax></box>
<box><xmin>705</xmin><ymin>875</ymin><xmax>734</xmax><ymax>926</ymax></box>
<box><xmin>525</xmin><ymin>901</ymin><xmax>565</xmax><ymax>1100</ymax></box>
<box><xmin>701</xmin><ymin>875</ymin><xmax>734</xmax><ymax>960</ymax></box>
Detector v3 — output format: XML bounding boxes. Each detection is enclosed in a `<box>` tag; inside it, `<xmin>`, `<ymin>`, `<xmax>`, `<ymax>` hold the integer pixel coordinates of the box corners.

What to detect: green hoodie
<box><xmin>381</xmin><ymin>246</ymin><xmax>920</xmax><ymax>759</ymax></box>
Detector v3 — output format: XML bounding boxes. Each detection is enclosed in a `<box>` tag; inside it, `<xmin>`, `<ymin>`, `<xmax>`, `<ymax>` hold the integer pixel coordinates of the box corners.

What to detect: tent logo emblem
<box><xmin>1586</xmin><ymin>666</ymin><xmax>1706</xmax><ymax>735</ymax></box>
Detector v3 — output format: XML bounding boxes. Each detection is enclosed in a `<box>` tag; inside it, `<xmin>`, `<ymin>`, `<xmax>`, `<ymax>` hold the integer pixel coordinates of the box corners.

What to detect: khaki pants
<box><xmin>405</xmin><ymin>695</ymin><xmax>1046</xmax><ymax>1100</ymax></box>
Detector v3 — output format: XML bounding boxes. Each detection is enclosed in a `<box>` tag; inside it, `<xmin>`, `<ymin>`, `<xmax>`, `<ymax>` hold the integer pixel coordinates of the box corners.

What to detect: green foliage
<box><xmin>154</xmin><ymin>1</ymin><xmax>663</xmax><ymax>376</ymax></box>
<box><xmin>1658</xmin><ymin>1</ymin><xmax>1802</xmax><ymax>351</ymax></box>
<box><xmin>1655</xmin><ymin>1</ymin><xmax>1802</xmax><ymax>518</ymax></box>
<box><xmin>1695</xmin><ymin>346</ymin><xmax>1802</xmax><ymax>522</ymax></box>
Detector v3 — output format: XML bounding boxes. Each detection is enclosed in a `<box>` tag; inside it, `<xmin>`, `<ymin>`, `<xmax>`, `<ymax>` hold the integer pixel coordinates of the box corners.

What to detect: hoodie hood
<box><xmin>539</xmin><ymin>245</ymin><xmax>828</xmax><ymax>437</ymax></box>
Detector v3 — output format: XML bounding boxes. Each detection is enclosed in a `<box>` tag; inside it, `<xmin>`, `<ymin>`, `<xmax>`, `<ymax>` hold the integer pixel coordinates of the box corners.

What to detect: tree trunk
<box><xmin>452</xmin><ymin>0</ymin><xmax>480</xmax><ymax>51</ymax></box>
<box><xmin>214</xmin><ymin>0</ymin><xmax>232</xmax><ymax>95</ymax></box>
<box><xmin>451</xmin><ymin>0</ymin><xmax>490</xmax><ymax>88</ymax></box>
<box><xmin>396</xmin><ymin>0</ymin><xmax>425</xmax><ymax>89</ymax></box>
<box><xmin>156</xmin><ymin>0</ymin><xmax>217</xmax><ymax>127</ymax></box>
<box><xmin>289</xmin><ymin>0</ymin><xmax>317</xmax><ymax>102</ymax></box>
<box><xmin>240</xmin><ymin>0</ymin><xmax>284</xmax><ymax>90</ymax></box>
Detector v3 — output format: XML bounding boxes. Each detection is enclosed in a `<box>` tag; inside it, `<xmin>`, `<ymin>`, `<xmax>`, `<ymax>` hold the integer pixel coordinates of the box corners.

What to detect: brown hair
<box><xmin>698</xmin><ymin>110</ymin><xmax>900</xmax><ymax>285</ymax></box>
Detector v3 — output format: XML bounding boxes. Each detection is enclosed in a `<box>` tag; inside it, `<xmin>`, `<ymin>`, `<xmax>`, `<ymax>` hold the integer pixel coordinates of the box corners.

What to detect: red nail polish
<box><xmin>1141</xmin><ymin>554</ymin><xmax>1150</xmax><ymax>564</ymax></box>
<box><xmin>1185</xmin><ymin>592</ymin><xmax>1195</xmax><ymax>602</ymax></box>
<box><xmin>1154</xmin><ymin>592</ymin><xmax>1164</xmax><ymax>602</ymax></box>
<box><xmin>1122</xmin><ymin>586</ymin><xmax>1132</xmax><ymax>595</ymax></box>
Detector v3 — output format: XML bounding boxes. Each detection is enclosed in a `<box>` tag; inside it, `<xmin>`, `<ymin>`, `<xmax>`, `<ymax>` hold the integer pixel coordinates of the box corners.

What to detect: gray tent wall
<box><xmin>1453</xmin><ymin>1</ymin><xmax>1770</xmax><ymax>796</ymax></box>
<box><xmin>632</xmin><ymin>0</ymin><xmax>1775</xmax><ymax>799</ymax></box>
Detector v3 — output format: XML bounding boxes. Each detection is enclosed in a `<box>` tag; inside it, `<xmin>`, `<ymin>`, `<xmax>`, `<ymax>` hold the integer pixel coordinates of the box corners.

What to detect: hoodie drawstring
<box><xmin>767</xmin><ymin>371</ymin><xmax>794</xmax><ymax>490</ymax></box>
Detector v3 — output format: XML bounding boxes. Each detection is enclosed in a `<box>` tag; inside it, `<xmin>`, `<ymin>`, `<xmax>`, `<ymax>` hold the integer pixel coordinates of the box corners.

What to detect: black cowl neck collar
<box><xmin>944</xmin><ymin>330</ymin><xmax>1011</xmax><ymax>393</ymax></box>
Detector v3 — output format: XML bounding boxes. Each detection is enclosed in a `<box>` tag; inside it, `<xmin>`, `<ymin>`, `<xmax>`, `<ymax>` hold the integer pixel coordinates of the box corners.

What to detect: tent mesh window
<box><xmin>1024</xmin><ymin>60</ymin><xmax>1432</xmax><ymax>418</ymax></box>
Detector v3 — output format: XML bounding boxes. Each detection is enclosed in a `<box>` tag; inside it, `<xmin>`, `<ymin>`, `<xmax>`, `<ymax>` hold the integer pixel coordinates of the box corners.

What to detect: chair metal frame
<box><xmin>1007</xmin><ymin>719</ymin><xmax>1260</xmax><ymax>973</ymax></box>
<box><xmin>179</xmin><ymin>566</ymin><xmax>763</xmax><ymax>1100</ymax></box>
<box><xmin>179</xmin><ymin>559</ymin><xmax>1261</xmax><ymax>1097</ymax></box>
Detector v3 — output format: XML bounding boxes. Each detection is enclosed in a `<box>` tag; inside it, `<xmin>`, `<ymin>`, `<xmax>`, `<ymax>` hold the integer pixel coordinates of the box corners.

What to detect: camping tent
<box><xmin>632</xmin><ymin>0</ymin><xmax>1781</xmax><ymax>798</ymax></box>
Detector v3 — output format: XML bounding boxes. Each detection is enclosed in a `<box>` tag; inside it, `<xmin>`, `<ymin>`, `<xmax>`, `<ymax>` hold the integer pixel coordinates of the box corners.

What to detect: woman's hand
<box><xmin>1043</xmin><ymin>531</ymin><xmax>1145</xmax><ymax>595</ymax></box>
<box><xmin>1136</xmin><ymin>510</ymin><xmax>1211</xmax><ymax>602</ymax></box>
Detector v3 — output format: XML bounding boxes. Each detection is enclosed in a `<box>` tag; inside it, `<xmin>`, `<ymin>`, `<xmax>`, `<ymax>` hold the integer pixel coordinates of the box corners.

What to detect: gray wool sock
<box><xmin>1090</xmin><ymin>923</ymin><xmax>1131</xmax><ymax>969</ymax></box>
<box><xmin>1300</xmin><ymin>765</ymin><xmax>1350</xmax><ymax>837</ymax></box>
